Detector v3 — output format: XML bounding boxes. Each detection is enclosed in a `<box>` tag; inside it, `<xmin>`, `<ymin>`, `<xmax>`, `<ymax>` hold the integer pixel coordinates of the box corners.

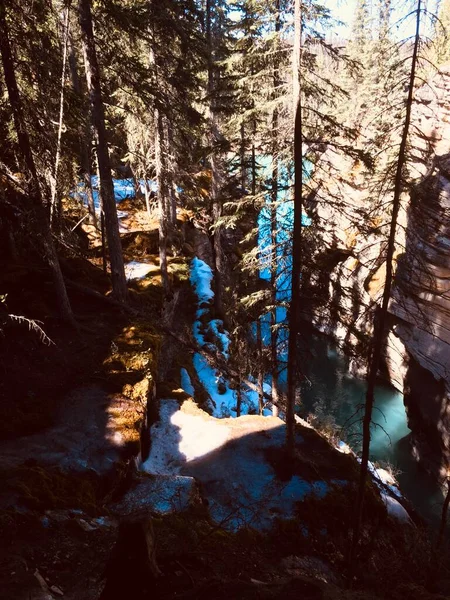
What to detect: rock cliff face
<box><xmin>391</xmin><ymin>67</ymin><xmax>450</xmax><ymax>476</ymax></box>
<box><xmin>310</xmin><ymin>67</ymin><xmax>450</xmax><ymax>480</ymax></box>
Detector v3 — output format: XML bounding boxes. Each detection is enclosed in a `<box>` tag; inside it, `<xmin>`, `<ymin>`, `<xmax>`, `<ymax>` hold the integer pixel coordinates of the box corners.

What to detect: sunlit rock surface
<box><xmin>142</xmin><ymin>399</ymin><xmax>345</xmax><ymax>531</ymax></box>
<box><xmin>390</xmin><ymin>68</ymin><xmax>450</xmax><ymax>477</ymax></box>
<box><xmin>311</xmin><ymin>67</ymin><xmax>450</xmax><ymax>478</ymax></box>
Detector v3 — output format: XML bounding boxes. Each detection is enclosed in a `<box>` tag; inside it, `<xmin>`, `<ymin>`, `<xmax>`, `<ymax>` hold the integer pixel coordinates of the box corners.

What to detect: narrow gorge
<box><xmin>307</xmin><ymin>67</ymin><xmax>450</xmax><ymax>485</ymax></box>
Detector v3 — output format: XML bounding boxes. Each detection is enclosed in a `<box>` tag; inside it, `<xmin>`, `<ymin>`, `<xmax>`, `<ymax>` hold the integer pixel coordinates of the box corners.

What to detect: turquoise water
<box><xmin>298</xmin><ymin>335</ymin><xmax>445</xmax><ymax>526</ymax></box>
<box><xmin>254</xmin><ymin>157</ymin><xmax>445</xmax><ymax>527</ymax></box>
<box><xmin>298</xmin><ymin>337</ymin><xmax>410</xmax><ymax>460</ymax></box>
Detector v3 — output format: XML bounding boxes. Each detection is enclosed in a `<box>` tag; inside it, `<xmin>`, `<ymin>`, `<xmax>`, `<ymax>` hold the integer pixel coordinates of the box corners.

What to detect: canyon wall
<box><xmin>310</xmin><ymin>67</ymin><xmax>450</xmax><ymax>480</ymax></box>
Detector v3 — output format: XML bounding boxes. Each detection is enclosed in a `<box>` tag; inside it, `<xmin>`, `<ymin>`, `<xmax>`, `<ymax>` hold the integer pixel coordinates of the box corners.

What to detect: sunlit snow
<box><xmin>142</xmin><ymin>399</ymin><xmax>336</xmax><ymax>531</ymax></box>
<box><xmin>189</xmin><ymin>257</ymin><xmax>244</xmax><ymax>417</ymax></box>
<box><xmin>381</xmin><ymin>492</ymin><xmax>413</xmax><ymax>525</ymax></box>
<box><xmin>124</xmin><ymin>261</ymin><xmax>153</xmax><ymax>281</ymax></box>
<box><xmin>72</xmin><ymin>176</ymin><xmax>157</xmax><ymax>208</ymax></box>
<box><xmin>180</xmin><ymin>368</ymin><xmax>195</xmax><ymax>397</ymax></box>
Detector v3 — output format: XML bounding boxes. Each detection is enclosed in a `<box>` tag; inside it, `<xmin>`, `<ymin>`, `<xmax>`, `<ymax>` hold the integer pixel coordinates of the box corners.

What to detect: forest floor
<box><xmin>1</xmin><ymin>201</ymin><xmax>450</xmax><ymax>600</ymax></box>
<box><xmin>0</xmin><ymin>200</ymin><xmax>185</xmax><ymax>599</ymax></box>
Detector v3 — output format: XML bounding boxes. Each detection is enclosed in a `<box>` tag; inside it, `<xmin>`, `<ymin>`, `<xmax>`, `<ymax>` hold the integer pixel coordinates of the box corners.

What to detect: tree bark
<box><xmin>78</xmin><ymin>0</ymin><xmax>128</xmax><ymax>303</ymax></box>
<box><xmin>236</xmin><ymin>384</ymin><xmax>242</xmax><ymax>417</ymax></box>
<box><xmin>148</xmin><ymin>30</ymin><xmax>170</xmax><ymax>296</ymax></box>
<box><xmin>154</xmin><ymin>109</ymin><xmax>170</xmax><ymax>294</ymax></box>
<box><xmin>256</xmin><ymin>319</ymin><xmax>265</xmax><ymax>415</ymax></box>
<box><xmin>206</xmin><ymin>0</ymin><xmax>224</xmax><ymax>318</ymax></box>
<box><xmin>50</xmin><ymin>3</ymin><xmax>71</xmax><ymax>225</ymax></box>
<box><xmin>240</xmin><ymin>122</ymin><xmax>246</xmax><ymax>191</ymax></box>
<box><xmin>270</xmin><ymin>0</ymin><xmax>282</xmax><ymax>419</ymax></box>
<box><xmin>286</xmin><ymin>0</ymin><xmax>303</xmax><ymax>457</ymax></box>
<box><xmin>68</xmin><ymin>31</ymin><xmax>97</xmax><ymax>226</ymax></box>
<box><xmin>144</xmin><ymin>180</ymin><xmax>152</xmax><ymax>218</ymax></box>
<box><xmin>437</xmin><ymin>477</ymin><xmax>450</xmax><ymax>548</ymax></box>
<box><xmin>251</xmin><ymin>140</ymin><xmax>256</xmax><ymax>197</ymax></box>
<box><xmin>166</xmin><ymin>119</ymin><xmax>177</xmax><ymax>228</ymax></box>
<box><xmin>349</xmin><ymin>0</ymin><xmax>422</xmax><ymax>564</ymax></box>
<box><xmin>0</xmin><ymin>2</ymin><xmax>74</xmax><ymax>324</ymax></box>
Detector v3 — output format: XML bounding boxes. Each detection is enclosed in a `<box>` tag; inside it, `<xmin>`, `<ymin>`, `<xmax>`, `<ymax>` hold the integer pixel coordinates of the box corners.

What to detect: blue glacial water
<box><xmin>255</xmin><ymin>155</ymin><xmax>445</xmax><ymax>527</ymax></box>
<box><xmin>298</xmin><ymin>334</ymin><xmax>445</xmax><ymax>526</ymax></box>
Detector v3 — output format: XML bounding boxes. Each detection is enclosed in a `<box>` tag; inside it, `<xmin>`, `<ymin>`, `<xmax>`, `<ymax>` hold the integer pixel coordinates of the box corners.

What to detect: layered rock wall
<box><xmin>310</xmin><ymin>67</ymin><xmax>450</xmax><ymax>478</ymax></box>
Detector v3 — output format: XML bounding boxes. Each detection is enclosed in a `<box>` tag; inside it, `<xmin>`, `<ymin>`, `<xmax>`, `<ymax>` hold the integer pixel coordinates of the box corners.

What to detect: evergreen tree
<box><xmin>349</xmin><ymin>0</ymin><xmax>423</xmax><ymax>563</ymax></box>
<box><xmin>378</xmin><ymin>0</ymin><xmax>391</xmax><ymax>41</ymax></box>
<box><xmin>0</xmin><ymin>1</ymin><xmax>74</xmax><ymax>323</ymax></box>
<box><xmin>353</xmin><ymin>0</ymin><xmax>371</xmax><ymax>46</ymax></box>
<box><xmin>206</xmin><ymin>0</ymin><xmax>235</xmax><ymax>317</ymax></box>
<box><xmin>93</xmin><ymin>0</ymin><xmax>205</xmax><ymax>296</ymax></box>
<box><xmin>286</xmin><ymin>0</ymin><xmax>303</xmax><ymax>456</ymax></box>
<box><xmin>77</xmin><ymin>0</ymin><xmax>128</xmax><ymax>303</ymax></box>
<box><xmin>434</xmin><ymin>0</ymin><xmax>450</xmax><ymax>64</ymax></box>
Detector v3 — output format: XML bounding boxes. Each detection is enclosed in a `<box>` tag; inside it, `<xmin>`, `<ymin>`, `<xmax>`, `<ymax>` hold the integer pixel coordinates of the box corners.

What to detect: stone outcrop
<box><xmin>309</xmin><ymin>66</ymin><xmax>450</xmax><ymax>480</ymax></box>
<box><xmin>390</xmin><ymin>67</ymin><xmax>450</xmax><ymax>476</ymax></box>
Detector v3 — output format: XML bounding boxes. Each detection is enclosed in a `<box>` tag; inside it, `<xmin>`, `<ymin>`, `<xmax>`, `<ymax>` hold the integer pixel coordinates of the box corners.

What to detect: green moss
<box><xmin>6</xmin><ymin>466</ymin><xmax>107</xmax><ymax>514</ymax></box>
<box><xmin>169</xmin><ymin>258</ymin><xmax>190</xmax><ymax>284</ymax></box>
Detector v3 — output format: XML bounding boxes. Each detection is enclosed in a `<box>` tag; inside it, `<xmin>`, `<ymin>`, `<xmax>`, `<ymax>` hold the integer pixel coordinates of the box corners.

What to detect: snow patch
<box><xmin>190</xmin><ymin>257</ymin><xmax>214</xmax><ymax>305</ymax></box>
<box><xmin>142</xmin><ymin>399</ymin><xmax>329</xmax><ymax>531</ymax></box>
<box><xmin>72</xmin><ymin>176</ymin><xmax>157</xmax><ymax>208</ymax></box>
<box><xmin>189</xmin><ymin>258</ymin><xmax>248</xmax><ymax>417</ymax></box>
<box><xmin>142</xmin><ymin>399</ymin><xmax>230</xmax><ymax>474</ymax></box>
<box><xmin>170</xmin><ymin>409</ymin><xmax>230</xmax><ymax>464</ymax></box>
<box><xmin>193</xmin><ymin>353</ymin><xmax>237</xmax><ymax>417</ymax></box>
<box><xmin>111</xmin><ymin>474</ymin><xmax>198</xmax><ymax>516</ymax></box>
<box><xmin>210</xmin><ymin>319</ymin><xmax>230</xmax><ymax>359</ymax></box>
<box><xmin>367</xmin><ymin>461</ymin><xmax>403</xmax><ymax>499</ymax></box>
<box><xmin>124</xmin><ymin>261</ymin><xmax>153</xmax><ymax>281</ymax></box>
<box><xmin>189</xmin><ymin>257</ymin><xmax>273</xmax><ymax>417</ymax></box>
<box><xmin>381</xmin><ymin>492</ymin><xmax>413</xmax><ymax>525</ymax></box>
<box><xmin>336</xmin><ymin>440</ymin><xmax>352</xmax><ymax>454</ymax></box>
<box><xmin>180</xmin><ymin>369</ymin><xmax>195</xmax><ymax>397</ymax></box>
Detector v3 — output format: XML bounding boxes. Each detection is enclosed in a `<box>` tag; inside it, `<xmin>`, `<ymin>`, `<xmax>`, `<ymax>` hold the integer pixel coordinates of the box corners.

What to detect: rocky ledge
<box><xmin>308</xmin><ymin>66</ymin><xmax>450</xmax><ymax>482</ymax></box>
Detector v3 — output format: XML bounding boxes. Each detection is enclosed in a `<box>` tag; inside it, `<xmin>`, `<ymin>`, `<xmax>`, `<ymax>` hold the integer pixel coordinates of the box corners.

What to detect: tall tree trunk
<box><xmin>286</xmin><ymin>0</ymin><xmax>303</xmax><ymax>457</ymax></box>
<box><xmin>236</xmin><ymin>384</ymin><xmax>242</xmax><ymax>417</ymax></box>
<box><xmin>251</xmin><ymin>140</ymin><xmax>256</xmax><ymax>197</ymax></box>
<box><xmin>166</xmin><ymin>119</ymin><xmax>177</xmax><ymax>228</ymax></box>
<box><xmin>271</xmin><ymin>0</ymin><xmax>281</xmax><ymax>424</ymax></box>
<box><xmin>148</xmin><ymin>29</ymin><xmax>170</xmax><ymax>296</ymax></box>
<box><xmin>0</xmin><ymin>2</ymin><xmax>74</xmax><ymax>323</ymax></box>
<box><xmin>437</xmin><ymin>477</ymin><xmax>450</xmax><ymax>548</ymax></box>
<box><xmin>82</xmin><ymin>136</ymin><xmax>97</xmax><ymax>225</ymax></box>
<box><xmin>144</xmin><ymin>179</ymin><xmax>152</xmax><ymax>218</ymax></box>
<box><xmin>206</xmin><ymin>0</ymin><xmax>224</xmax><ymax>318</ymax></box>
<box><xmin>378</xmin><ymin>0</ymin><xmax>391</xmax><ymax>41</ymax></box>
<box><xmin>256</xmin><ymin>319</ymin><xmax>265</xmax><ymax>415</ymax></box>
<box><xmin>50</xmin><ymin>3</ymin><xmax>70</xmax><ymax>225</ymax></box>
<box><xmin>155</xmin><ymin>110</ymin><xmax>170</xmax><ymax>295</ymax></box>
<box><xmin>349</xmin><ymin>0</ymin><xmax>422</xmax><ymax>563</ymax></box>
<box><xmin>68</xmin><ymin>32</ymin><xmax>97</xmax><ymax>226</ymax></box>
<box><xmin>240</xmin><ymin>122</ymin><xmax>246</xmax><ymax>191</ymax></box>
<box><xmin>78</xmin><ymin>0</ymin><xmax>128</xmax><ymax>303</ymax></box>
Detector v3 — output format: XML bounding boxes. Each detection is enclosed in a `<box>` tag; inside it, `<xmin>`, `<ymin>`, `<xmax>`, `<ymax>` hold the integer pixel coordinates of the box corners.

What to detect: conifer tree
<box><xmin>378</xmin><ymin>0</ymin><xmax>391</xmax><ymax>41</ymax></box>
<box><xmin>0</xmin><ymin>1</ymin><xmax>74</xmax><ymax>323</ymax></box>
<box><xmin>286</xmin><ymin>0</ymin><xmax>303</xmax><ymax>456</ymax></box>
<box><xmin>77</xmin><ymin>0</ymin><xmax>128</xmax><ymax>303</ymax></box>
<box><xmin>349</xmin><ymin>0</ymin><xmax>423</xmax><ymax>562</ymax></box>
<box><xmin>206</xmin><ymin>0</ymin><xmax>232</xmax><ymax>317</ymax></box>
<box><xmin>434</xmin><ymin>0</ymin><xmax>450</xmax><ymax>64</ymax></box>
<box><xmin>93</xmin><ymin>0</ymin><xmax>205</xmax><ymax>296</ymax></box>
<box><xmin>353</xmin><ymin>0</ymin><xmax>371</xmax><ymax>46</ymax></box>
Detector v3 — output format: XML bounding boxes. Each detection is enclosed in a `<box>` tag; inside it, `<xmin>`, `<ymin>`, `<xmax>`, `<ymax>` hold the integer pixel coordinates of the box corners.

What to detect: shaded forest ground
<box><xmin>1</xmin><ymin>203</ymin><xmax>450</xmax><ymax>600</ymax></box>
